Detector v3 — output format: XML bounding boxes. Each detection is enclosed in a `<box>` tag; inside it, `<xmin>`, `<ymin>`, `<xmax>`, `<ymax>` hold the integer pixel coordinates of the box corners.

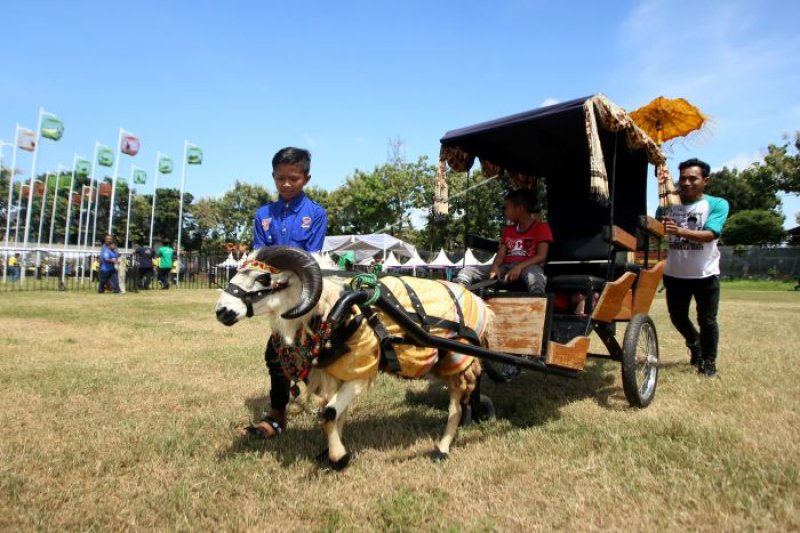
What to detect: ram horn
<box><xmin>255</xmin><ymin>246</ymin><xmax>324</xmax><ymax>319</ymax></box>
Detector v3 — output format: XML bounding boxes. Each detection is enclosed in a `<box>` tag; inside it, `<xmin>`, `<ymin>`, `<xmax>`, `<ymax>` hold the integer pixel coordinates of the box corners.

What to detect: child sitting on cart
<box><xmin>456</xmin><ymin>189</ymin><xmax>552</xmax><ymax>295</ymax></box>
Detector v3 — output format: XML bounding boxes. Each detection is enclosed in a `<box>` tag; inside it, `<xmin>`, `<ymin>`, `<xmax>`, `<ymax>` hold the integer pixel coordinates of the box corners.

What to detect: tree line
<box><xmin>1</xmin><ymin>131</ymin><xmax>798</xmax><ymax>254</ymax></box>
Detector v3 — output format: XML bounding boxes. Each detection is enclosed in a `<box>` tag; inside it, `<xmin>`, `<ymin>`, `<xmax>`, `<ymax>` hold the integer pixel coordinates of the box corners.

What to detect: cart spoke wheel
<box><xmin>621</xmin><ymin>314</ymin><xmax>659</xmax><ymax>408</ymax></box>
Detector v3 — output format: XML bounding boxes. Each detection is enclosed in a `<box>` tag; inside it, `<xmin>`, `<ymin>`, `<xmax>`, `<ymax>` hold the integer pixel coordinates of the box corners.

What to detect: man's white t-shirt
<box><xmin>656</xmin><ymin>194</ymin><xmax>730</xmax><ymax>279</ymax></box>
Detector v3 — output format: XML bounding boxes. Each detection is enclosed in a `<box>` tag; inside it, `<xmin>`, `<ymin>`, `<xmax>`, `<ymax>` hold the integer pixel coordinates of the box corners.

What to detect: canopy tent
<box><xmin>323</xmin><ymin>234</ymin><xmax>417</xmax><ymax>262</ymax></box>
<box><xmin>403</xmin><ymin>250</ymin><xmax>428</xmax><ymax>268</ymax></box>
<box><xmin>217</xmin><ymin>253</ymin><xmax>239</xmax><ymax>268</ymax></box>
<box><xmin>427</xmin><ymin>248</ymin><xmax>456</xmax><ymax>268</ymax></box>
<box><xmin>460</xmin><ymin>248</ymin><xmax>483</xmax><ymax>267</ymax></box>
<box><xmin>382</xmin><ymin>251</ymin><xmax>403</xmax><ymax>268</ymax></box>
<box><xmin>482</xmin><ymin>253</ymin><xmax>496</xmax><ymax>266</ymax></box>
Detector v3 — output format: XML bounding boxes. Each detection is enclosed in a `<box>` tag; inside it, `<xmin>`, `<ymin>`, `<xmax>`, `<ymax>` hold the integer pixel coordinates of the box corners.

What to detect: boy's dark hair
<box><xmin>272</xmin><ymin>147</ymin><xmax>311</xmax><ymax>175</ymax></box>
<box><xmin>505</xmin><ymin>189</ymin><xmax>540</xmax><ymax>213</ymax></box>
<box><xmin>678</xmin><ymin>158</ymin><xmax>711</xmax><ymax>178</ymax></box>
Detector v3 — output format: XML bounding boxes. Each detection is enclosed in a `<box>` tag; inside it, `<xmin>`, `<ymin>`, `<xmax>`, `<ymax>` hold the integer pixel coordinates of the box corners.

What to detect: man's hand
<box><xmin>663</xmin><ymin>217</ymin><xmax>681</xmax><ymax>237</ymax></box>
<box><xmin>488</xmin><ymin>266</ymin><xmax>501</xmax><ymax>279</ymax></box>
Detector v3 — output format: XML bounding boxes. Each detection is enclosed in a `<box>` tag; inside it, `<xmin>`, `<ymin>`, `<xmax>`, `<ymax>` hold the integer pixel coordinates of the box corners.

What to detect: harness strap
<box><xmin>358</xmin><ymin>299</ymin><xmax>402</xmax><ymax>373</ymax></box>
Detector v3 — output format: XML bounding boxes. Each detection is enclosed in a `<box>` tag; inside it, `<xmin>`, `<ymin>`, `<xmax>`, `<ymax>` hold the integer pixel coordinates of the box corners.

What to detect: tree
<box><xmin>215</xmin><ymin>181</ymin><xmax>272</xmax><ymax>246</ymax></box>
<box><xmin>326</xmin><ymin>157</ymin><xmax>434</xmax><ymax>236</ymax></box>
<box><xmin>764</xmin><ymin>131</ymin><xmax>800</xmax><ymax>195</ymax></box>
<box><xmin>722</xmin><ymin>209</ymin><xmax>785</xmax><ymax>246</ymax></box>
<box><xmin>705</xmin><ymin>166</ymin><xmax>781</xmax><ymax>215</ymax></box>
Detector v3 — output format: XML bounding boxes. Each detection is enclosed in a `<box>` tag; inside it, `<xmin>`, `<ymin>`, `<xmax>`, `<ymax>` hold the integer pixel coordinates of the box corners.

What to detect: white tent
<box><xmin>428</xmin><ymin>248</ymin><xmax>456</xmax><ymax>268</ymax></box>
<box><xmin>323</xmin><ymin>234</ymin><xmax>417</xmax><ymax>262</ymax></box>
<box><xmin>217</xmin><ymin>252</ymin><xmax>239</xmax><ymax>268</ymax></box>
<box><xmin>460</xmin><ymin>248</ymin><xmax>483</xmax><ymax>267</ymax></box>
<box><xmin>382</xmin><ymin>251</ymin><xmax>403</xmax><ymax>268</ymax></box>
<box><xmin>403</xmin><ymin>250</ymin><xmax>427</xmax><ymax>268</ymax></box>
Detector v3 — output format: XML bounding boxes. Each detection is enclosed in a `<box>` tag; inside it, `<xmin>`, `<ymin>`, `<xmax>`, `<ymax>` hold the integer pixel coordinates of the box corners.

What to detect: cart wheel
<box><xmin>621</xmin><ymin>314</ymin><xmax>659</xmax><ymax>408</ymax></box>
<box><xmin>460</xmin><ymin>394</ymin><xmax>496</xmax><ymax>426</ymax></box>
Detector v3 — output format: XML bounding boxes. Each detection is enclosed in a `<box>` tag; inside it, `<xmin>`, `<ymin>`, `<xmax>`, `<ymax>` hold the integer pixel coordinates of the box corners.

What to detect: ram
<box><xmin>215</xmin><ymin>246</ymin><xmax>494</xmax><ymax>470</ymax></box>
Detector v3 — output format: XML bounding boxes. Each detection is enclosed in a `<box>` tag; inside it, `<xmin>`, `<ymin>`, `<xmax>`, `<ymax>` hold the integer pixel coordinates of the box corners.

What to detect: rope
<box><xmin>350</xmin><ymin>273</ymin><xmax>381</xmax><ymax>306</ymax></box>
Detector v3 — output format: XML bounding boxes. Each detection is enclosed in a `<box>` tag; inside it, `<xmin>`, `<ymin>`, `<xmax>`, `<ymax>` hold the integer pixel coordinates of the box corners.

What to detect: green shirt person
<box><xmin>156</xmin><ymin>241</ymin><xmax>175</xmax><ymax>289</ymax></box>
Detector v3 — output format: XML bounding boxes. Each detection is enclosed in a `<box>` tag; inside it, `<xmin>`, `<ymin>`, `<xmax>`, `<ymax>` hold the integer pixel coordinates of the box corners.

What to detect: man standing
<box><xmin>156</xmin><ymin>240</ymin><xmax>175</xmax><ymax>289</ymax></box>
<box><xmin>241</xmin><ymin>147</ymin><xmax>327</xmax><ymax>439</ymax></box>
<box><xmin>658</xmin><ymin>158</ymin><xmax>729</xmax><ymax>377</ymax></box>
<box><xmin>134</xmin><ymin>243</ymin><xmax>155</xmax><ymax>289</ymax></box>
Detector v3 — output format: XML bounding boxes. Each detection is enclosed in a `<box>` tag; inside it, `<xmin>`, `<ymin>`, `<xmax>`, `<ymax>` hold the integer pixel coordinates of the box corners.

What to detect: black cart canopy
<box><xmin>437</xmin><ymin>94</ymin><xmax>667</xmax><ymax>259</ymax></box>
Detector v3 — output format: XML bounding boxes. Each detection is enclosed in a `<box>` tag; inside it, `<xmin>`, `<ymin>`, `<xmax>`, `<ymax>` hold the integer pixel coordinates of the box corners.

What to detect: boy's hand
<box><xmin>505</xmin><ymin>264</ymin><xmax>524</xmax><ymax>282</ymax></box>
<box><xmin>489</xmin><ymin>266</ymin><xmax>501</xmax><ymax>279</ymax></box>
<box><xmin>663</xmin><ymin>217</ymin><xmax>680</xmax><ymax>236</ymax></box>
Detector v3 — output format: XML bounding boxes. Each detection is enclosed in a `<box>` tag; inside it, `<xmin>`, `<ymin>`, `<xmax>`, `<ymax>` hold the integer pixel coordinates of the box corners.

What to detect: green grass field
<box><xmin>1</xmin><ymin>287</ymin><xmax>799</xmax><ymax>530</ymax></box>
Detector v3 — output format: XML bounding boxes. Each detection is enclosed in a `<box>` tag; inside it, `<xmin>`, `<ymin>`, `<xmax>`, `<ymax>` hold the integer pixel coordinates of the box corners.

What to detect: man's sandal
<box><xmin>240</xmin><ymin>416</ymin><xmax>285</xmax><ymax>438</ymax></box>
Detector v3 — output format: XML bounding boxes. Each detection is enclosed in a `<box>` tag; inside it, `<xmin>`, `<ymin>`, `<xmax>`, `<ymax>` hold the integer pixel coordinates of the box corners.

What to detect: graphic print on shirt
<box><xmin>262</xmin><ymin>218</ymin><xmax>272</xmax><ymax>232</ymax></box>
<box><xmin>505</xmin><ymin>238</ymin><xmax>535</xmax><ymax>258</ymax></box>
<box><xmin>668</xmin><ymin>208</ymin><xmax>704</xmax><ymax>251</ymax></box>
<box><xmin>301</xmin><ymin>216</ymin><xmax>312</xmax><ymax>229</ymax></box>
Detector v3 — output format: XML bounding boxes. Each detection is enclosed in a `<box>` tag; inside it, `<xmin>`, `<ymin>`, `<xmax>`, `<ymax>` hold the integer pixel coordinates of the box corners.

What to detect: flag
<box><xmin>133</xmin><ymin>169</ymin><xmax>147</xmax><ymax>184</ymax></box>
<box><xmin>97</xmin><ymin>148</ymin><xmax>114</xmax><ymax>167</ymax></box>
<box><xmin>21</xmin><ymin>184</ymin><xmax>30</xmax><ymax>199</ymax></box>
<box><xmin>158</xmin><ymin>154</ymin><xmax>174</xmax><ymax>174</ymax></box>
<box><xmin>71</xmin><ymin>192</ymin><xmax>81</xmax><ymax>206</ymax></box>
<box><xmin>17</xmin><ymin>128</ymin><xmax>36</xmax><ymax>152</ymax></box>
<box><xmin>121</xmin><ymin>132</ymin><xmax>140</xmax><ymax>156</ymax></box>
<box><xmin>41</xmin><ymin>116</ymin><xmax>64</xmax><ymax>141</ymax></box>
<box><xmin>83</xmin><ymin>187</ymin><xmax>93</xmax><ymax>200</ymax></box>
<box><xmin>34</xmin><ymin>181</ymin><xmax>45</xmax><ymax>196</ymax></box>
<box><xmin>187</xmin><ymin>145</ymin><xmax>203</xmax><ymax>165</ymax></box>
<box><xmin>98</xmin><ymin>182</ymin><xmax>112</xmax><ymax>197</ymax></box>
<box><xmin>75</xmin><ymin>159</ymin><xmax>91</xmax><ymax>177</ymax></box>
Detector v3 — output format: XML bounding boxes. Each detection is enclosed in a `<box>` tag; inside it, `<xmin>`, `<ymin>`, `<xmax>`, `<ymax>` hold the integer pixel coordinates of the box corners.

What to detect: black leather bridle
<box><xmin>223</xmin><ymin>281</ymin><xmax>284</xmax><ymax>317</ymax></box>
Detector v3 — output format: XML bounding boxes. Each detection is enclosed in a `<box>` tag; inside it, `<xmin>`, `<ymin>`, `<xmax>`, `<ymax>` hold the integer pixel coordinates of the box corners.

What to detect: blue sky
<box><xmin>2</xmin><ymin>0</ymin><xmax>799</xmax><ymax>227</ymax></box>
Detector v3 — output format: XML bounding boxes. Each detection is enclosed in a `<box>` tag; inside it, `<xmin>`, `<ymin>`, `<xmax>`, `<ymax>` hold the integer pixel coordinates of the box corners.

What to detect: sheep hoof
<box><xmin>430</xmin><ymin>448</ymin><xmax>449</xmax><ymax>462</ymax></box>
<box><xmin>321</xmin><ymin>406</ymin><xmax>337</xmax><ymax>422</ymax></box>
<box><xmin>328</xmin><ymin>453</ymin><xmax>350</xmax><ymax>471</ymax></box>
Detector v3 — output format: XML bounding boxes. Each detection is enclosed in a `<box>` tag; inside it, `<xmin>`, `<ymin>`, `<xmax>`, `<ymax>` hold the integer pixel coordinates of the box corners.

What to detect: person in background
<box><xmin>156</xmin><ymin>240</ymin><xmax>175</xmax><ymax>290</ymax></box>
<box><xmin>657</xmin><ymin>158</ymin><xmax>729</xmax><ymax>378</ymax></box>
<box><xmin>98</xmin><ymin>240</ymin><xmax>121</xmax><ymax>294</ymax></box>
<box><xmin>241</xmin><ymin>146</ymin><xmax>327</xmax><ymax>440</ymax></box>
<box><xmin>8</xmin><ymin>253</ymin><xmax>20</xmax><ymax>281</ymax></box>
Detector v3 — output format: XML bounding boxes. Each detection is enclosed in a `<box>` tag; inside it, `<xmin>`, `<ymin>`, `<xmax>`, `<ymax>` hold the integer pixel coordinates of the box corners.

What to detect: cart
<box><xmin>332</xmin><ymin>95</ymin><xmax>669</xmax><ymax>415</ymax></box>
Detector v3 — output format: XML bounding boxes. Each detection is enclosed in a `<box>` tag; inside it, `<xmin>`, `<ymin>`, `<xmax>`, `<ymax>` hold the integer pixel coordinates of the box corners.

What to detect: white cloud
<box><xmin>720</xmin><ymin>150</ymin><xmax>763</xmax><ymax>171</ymax></box>
<box><xmin>540</xmin><ymin>97</ymin><xmax>560</xmax><ymax>107</ymax></box>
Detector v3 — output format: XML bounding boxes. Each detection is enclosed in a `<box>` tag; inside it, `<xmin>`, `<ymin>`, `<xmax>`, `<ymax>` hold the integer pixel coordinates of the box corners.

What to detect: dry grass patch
<box><xmin>1</xmin><ymin>288</ymin><xmax>799</xmax><ymax>530</ymax></box>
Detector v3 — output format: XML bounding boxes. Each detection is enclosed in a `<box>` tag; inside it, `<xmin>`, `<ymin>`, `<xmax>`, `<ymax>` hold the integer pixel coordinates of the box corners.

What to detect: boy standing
<box><xmin>243</xmin><ymin>147</ymin><xmax>327</xmax><ymax>439</ymax></box>
<box><xmin>657</xmin><ymin>158</ymin><xmax>729</xmax><ymax>377</ymax></box>
<box><xmin>456</xmin><ymin>189</ymin><xmax>552</xmax><ymax>295</ymax></box>
<box><xmin>98</xmin><ymin>240</ymin><xmax>121</xmax><ymax>294</ymax></box>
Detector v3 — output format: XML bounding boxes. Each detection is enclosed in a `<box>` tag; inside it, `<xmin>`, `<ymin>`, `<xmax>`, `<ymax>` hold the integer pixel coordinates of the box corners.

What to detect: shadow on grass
<box><xmin>404</xmin><ymin>358</ymin><xmax>624</xmax><ymax>429</ymax></box>
<box><xmin>217</xmin><ymin>397</ymin><xmax>459</xmax><ymax>467</ymax></box>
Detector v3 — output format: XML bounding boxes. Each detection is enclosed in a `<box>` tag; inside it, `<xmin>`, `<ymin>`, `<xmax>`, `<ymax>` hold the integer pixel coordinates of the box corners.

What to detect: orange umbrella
<box><xmin>630</xmin><ymin>96</ymin><xmax>708</xmax><ymax>145</ymax></box>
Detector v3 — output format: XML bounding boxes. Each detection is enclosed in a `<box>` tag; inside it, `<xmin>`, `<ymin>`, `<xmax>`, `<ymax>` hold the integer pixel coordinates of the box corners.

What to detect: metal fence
<box><xmin>3</xmin><ymin>244</ymin><xmax>798</xmax><ymax>293</ymax></box>
<box><xmin>0</xmin><ymin>247</ymin><xmax>236</xmax><ymax>292</ymax></box>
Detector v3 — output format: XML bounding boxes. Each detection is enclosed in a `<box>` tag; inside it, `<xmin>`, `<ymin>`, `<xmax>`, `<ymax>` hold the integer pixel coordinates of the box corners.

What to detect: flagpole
<box><xmin>1</xmin><ymin>139</ymin><xmax>13</xmax><ymax>283</ymax></box>
<box><xmin>77</xmin><ymin>185</ymin><xmax>87</xmax><ymax>283</ymax></box>
<box><xmin>176</xmin><ymin>141</ymin><xmax>190</xmax><ymax>286</ymax></box>
<box><xmin>7</xmin><ymin>126</ymin><xmax>21</xmax><ymax>247</ymax></box>
<box><xmin>2</xmin><ymin>134</ymin><xmax>17</xmax><ymax>246</ymax></box>
<box><xmin>37</xmin><ymin>171</ymin><xmax>52</xmax><ymax>250</ymax></box>
<box><xmin>60</xmin><ymin>155</ymin><xmax>81</xmax><ymax>286</ymax></box>
<box><xmin>107</xmin><ymin>127</ymin><xmax>124</xmax><ymax>237</ymax></box>
<box><xmin>88</xmin><ymin>141</ymin><xmax>105</xmax><ymax>253</ymax></box>
<box><xmin>125</xmin><ymin>163</ymin><xmax>139</xmax><ymax>251</ymax></box>
<box><xmin>48</xmin><ymin>163</ymin><xmax>67</xmax><ymax>250</ymax></box>
<box><xmin>14</xmin><ymin>182</ymin><xmax>26</xmax><ymax>245</ymax></box>
<box><xmin>149</xmin><ymin>151</ymin><xmax>161</xmax><ymax>248</ymax></box>
<box><xmin>20</xmin><ymin>108</ymin><xmax>46</xmax><ymax>283</ymax></box>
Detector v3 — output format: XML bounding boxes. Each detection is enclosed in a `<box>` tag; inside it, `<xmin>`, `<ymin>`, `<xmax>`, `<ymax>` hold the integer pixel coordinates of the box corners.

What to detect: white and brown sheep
<box><xmin>214</xmin><ymin>246</ymin><xmax>494</xmax><ymax>469</ymax></box>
